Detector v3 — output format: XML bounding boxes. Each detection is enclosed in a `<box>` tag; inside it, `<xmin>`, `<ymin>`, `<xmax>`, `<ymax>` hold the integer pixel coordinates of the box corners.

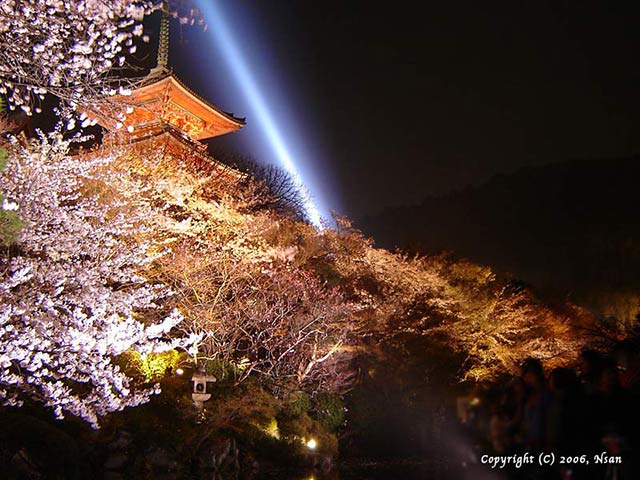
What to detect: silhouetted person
<box><xmin>501</xmin><ymin>377</ymin><xmax>526</xmax><ymax>452</ymax></box>
<box><xmin>547</xmin><ymin>367</ymin><xmax>585</xmax><ymax>455</ymax></box>
<box><xmin>613</xmin><ymin>341</ymin><xmax>640</xmax><ymax>393</ymax></box>
<box><xmin>520</xmin><ymin>358</ymin><xmax>550</xmax><ymax>451</ymax></box>
<box><xmin>591</xmin><ymin>360</ymin><xmax>635</xmax><ymax>479</ymax></box>
<box><xmin>578</xmin><ymin>349</ymin><xmax>605</xmax><ymax>396</ymax></box>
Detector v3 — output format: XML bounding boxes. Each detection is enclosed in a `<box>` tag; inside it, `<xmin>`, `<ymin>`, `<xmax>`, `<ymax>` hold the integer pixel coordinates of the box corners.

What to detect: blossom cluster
<box><xmin>0</xmin><ymin>0</ymin><xmax>159</xmax><ymax>113</ymax></box>
<box><xmin>0</xmin><ymin>131</ymin><xmax>195</xmax><ymax>427</ymax></box>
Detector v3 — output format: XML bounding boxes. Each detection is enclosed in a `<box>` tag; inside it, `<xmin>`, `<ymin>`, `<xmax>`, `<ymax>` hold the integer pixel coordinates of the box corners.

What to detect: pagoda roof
<box><xmin>115</xmin><ymin>121</ymin><xmax>247</xmax><ymax>180</ymax></box>
<box><xmin>99</xmin><ymin>71</ymin><xmax>244</xmax><ymax>141</ymax></box>
<box><xmin>88</xmin><ymin>3</ymin><xmax>244</xmax><ymax>142</ymax></box>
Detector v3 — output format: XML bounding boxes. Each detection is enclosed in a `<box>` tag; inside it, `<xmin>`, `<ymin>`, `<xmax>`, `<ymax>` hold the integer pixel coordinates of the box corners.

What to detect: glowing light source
<box><xmin>195</xmin><ymin>0</ymin><xmax>324</xmax><ymax>228</ymax></box>
<box><xmin>133</xmin><ymin>350</ymin><xmax>181</xmax><ymax>381</ymax></box>
<box><xmin>306</xmin><ymin>438</ymin><xmax>317</xmax><ymax>450</ymax></box>
<box><xmin>237</xmin><ymin>357</ymin><xmax>251</xmax><ymax>371</ymax></box>
<box><xmin>175</xmin><ymin>368</ymin><xmax>184</xmax><ymax>376</ymax></box>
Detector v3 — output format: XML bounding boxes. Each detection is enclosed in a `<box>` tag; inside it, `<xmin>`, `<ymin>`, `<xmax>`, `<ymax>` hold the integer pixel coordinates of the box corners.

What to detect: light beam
<box><xmin>196</xmin><ymin>0</ymin><xmax>324</xmax><ymax>228</ymax></box>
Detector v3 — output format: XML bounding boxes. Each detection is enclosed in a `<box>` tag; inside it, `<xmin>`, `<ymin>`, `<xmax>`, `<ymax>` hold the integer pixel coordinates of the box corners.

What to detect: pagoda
<box><xmin>89</xmin><ymin>2</ymin><xmax>245</xmax><ymax>174</ymax></box>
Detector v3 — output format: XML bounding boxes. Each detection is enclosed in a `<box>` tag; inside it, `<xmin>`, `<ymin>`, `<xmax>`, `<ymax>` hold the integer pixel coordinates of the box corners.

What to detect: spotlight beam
<box><xmin>196</xmin><ymin>1</ymin><xmax>324</xmax><ymax>228</ymax></box>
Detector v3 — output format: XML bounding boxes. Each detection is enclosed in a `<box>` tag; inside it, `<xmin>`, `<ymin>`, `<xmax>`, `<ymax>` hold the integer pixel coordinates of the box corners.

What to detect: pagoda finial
<box><xmin>157</xmin><ymin>0</ymin><xmax>169</xmax><ymax>69</ymax></box>
<box><xmin>149</xmin><ymin>0</ymin><xmax>170</xmax><ymax>76</ymax></box>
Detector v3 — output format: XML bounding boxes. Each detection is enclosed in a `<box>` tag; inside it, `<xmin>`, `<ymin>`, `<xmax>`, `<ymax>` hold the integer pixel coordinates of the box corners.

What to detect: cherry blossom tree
<box><xmin>0</xmin><ymin>130</ymin><xmax>197</xmax><ymax>428</ymax></box>
<box><xmin>0</xmin><ymin>0</ymin><xmax>163</xmax><ymax>115</ymax></box>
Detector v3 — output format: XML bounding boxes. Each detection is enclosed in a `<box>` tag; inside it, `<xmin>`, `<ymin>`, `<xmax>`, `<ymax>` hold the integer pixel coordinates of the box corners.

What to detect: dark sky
<box><xmin>171</xmin><ymin>1</ymin><xmax>639</xmax><ymax>220</ymax></box>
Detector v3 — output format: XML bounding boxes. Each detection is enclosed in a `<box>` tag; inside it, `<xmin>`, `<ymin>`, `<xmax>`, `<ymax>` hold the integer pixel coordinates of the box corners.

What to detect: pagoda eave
<box><xmin>90</xmin><ymin>73</ymin><xmax>244</xmax><ymax>141</ymax></box>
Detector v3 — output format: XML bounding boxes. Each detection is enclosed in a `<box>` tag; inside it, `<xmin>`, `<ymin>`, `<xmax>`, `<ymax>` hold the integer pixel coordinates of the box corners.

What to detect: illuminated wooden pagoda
<box><xmin>90</xmin><ymin>2</ymin><xmax>244</xmax><ymax>174</ymax></box>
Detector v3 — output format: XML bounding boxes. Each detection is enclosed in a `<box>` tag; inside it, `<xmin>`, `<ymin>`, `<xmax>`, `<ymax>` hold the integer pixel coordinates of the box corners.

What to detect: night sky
<box><xmin>169</xmin><ymin>1</ymin><xmax>639</xmax><ymax>221</ymax></box>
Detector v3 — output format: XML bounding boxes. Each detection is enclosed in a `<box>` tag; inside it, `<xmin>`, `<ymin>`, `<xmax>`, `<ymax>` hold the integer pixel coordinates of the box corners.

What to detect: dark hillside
<box><xmin>360</xmin><ymin>156</ymin><xmax>640</xmax><ymax>323</ymax></box>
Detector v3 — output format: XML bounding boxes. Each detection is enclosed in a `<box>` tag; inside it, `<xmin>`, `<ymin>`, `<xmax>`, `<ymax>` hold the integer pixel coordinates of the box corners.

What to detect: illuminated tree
<box><xmin>165</xmin><ymin>249</ymin><xmax>356</xmax><ymax>392</ymax></box>
<box><xmin>0</xmin><ymin>0</ymin><xmax>163</xmax><ymax>114</ymax></box>
<box><xmin>292</xmin><ymin>220</ymin><xmax>594</xmax><ymax>382</ymax></box>
<box><xmin>209</xmin><ymin>153</ymin><xmax>308</xmax><ymax>220</ymax></box>
<box><xmin>242</xmin><ymin>162</ymin><xmax>308</xmax><ymax>219</ymax></box>
<box><xmin>402</xmin><ymin>259</ymin><xmax>594</xmax><ymax>381</ymax></box>
<box><xmin>0</xmin><ymin>0</ymin><xmax>205</xmax><ymax>116</ymax></box>
<box><xmin>0</xmin><ymin>130</ymin><xmax>196</xmax><ymax>428</ymax></box>
<box><xmin>91</xmin><ymin>144</ymin><xmax>357</xmax><ymax>394</ymax></box>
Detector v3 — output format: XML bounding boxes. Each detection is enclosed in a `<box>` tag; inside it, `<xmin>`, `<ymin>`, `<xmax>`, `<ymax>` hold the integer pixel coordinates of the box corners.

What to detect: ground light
<box><xmin>306</xmin><ymin>438</ymin><xmax>317</xmax><ymax>450</ymax></box>
<box><xmin>195</xmin><ymin>0</ymin><xmax>324</xmax><ymax>228</ymax></box>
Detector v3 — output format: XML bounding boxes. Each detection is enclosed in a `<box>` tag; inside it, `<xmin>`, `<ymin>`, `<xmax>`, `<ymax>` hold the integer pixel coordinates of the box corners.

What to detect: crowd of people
<box><xmin>461</xmin><ymin>343</ymin><xmax>639</xmax><ymax>479</ymax></box>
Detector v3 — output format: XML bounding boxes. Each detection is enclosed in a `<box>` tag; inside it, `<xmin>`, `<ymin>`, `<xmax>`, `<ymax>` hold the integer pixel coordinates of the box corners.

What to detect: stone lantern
<box><xmin>191</xmin><ymin>370</ymin><xmax>217</xmax><ymax>409</ymax></box>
